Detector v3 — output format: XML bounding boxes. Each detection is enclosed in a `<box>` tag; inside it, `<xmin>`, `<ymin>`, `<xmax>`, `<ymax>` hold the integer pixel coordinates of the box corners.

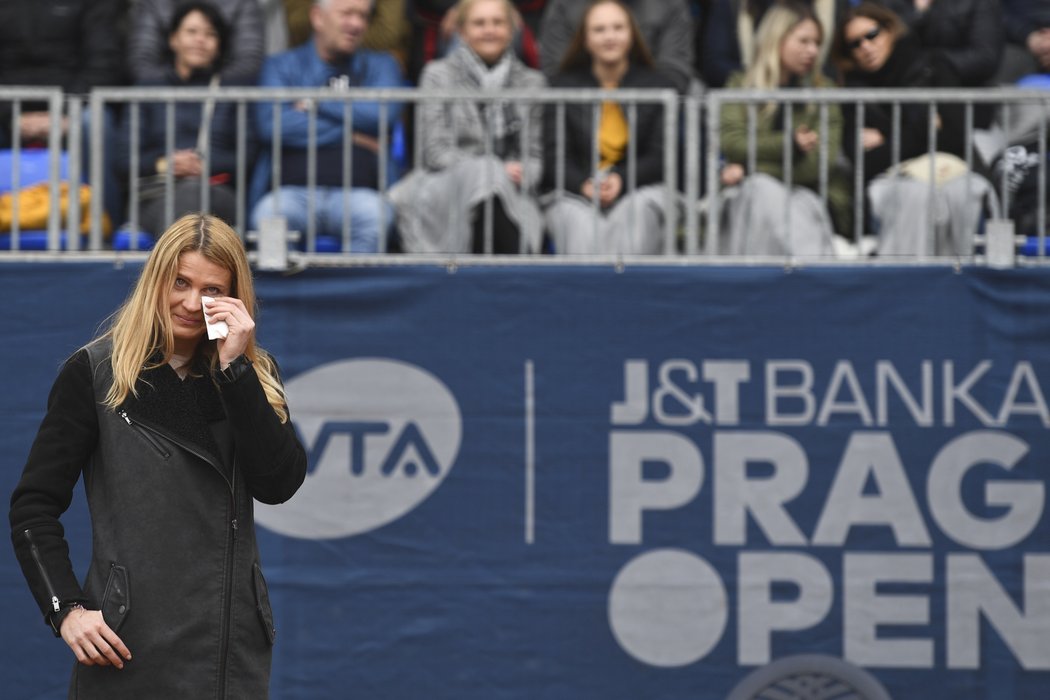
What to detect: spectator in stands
<box><xmin>878</xmin><ymin>0</ymin><xmax>1001</xmax><ymax>128</ymax></box>
<box><xmin>834</xmin><ymin>2</ymin><xmax>967</xmax><ymax>186</ymax></box>
<box><xmin>1000</xmin><ymin>2</ymin><xmax>1050</xmax><ymax>83</ymax></box>
<box><xmin>406</xmin><ymin>0</ymin><xmax>541</xmax><ymax>82</ymax></box>
<box><xmin>130</xmin><ymin>0</ymin><xmax>265</xmax><ymax>82</ymax></box>
<box><xmin>0</xmin><ymin>0</ymin><xmax>126</xmax><ymax>231</ymax></box>
<box><xmin>250</xmin><ymin>0</ymin><xmax>404</xmax><ymax>253</ymax></box>
<box><xmin>719</xmin><ymin>2</ymin><xmax>849</xmax><ymax>256</ymax></box>
<box><xmin>833</xmin><ymin>1</ymin><xmax>994</xmax><ymax>256</ymax></box>
<box><xmin>390</xmin><ymin>0</ymin><xmax>545</xmax><ymax>253</ymax></box>
<box><xmin>286</xmin><ymin>0</ymin><xmax>412</xmax><ymax>68</ymax></box>
<box><xmin>701</xmin><ymin>0</ymin><xmax>849</xmax><ymax>88</ymax></box>
<box><xmin>539</xmin><ymin>0</ymin><xmax>695</xmax><ymax>93</ymax></box>
<box><xmin>542</xmin><ymin>0</ymin><xmax>676</xmax><ymax>254</ymax></box>
<box><xmin>123</xmin><ymin>1</ymin><xmax>252</xmax><ymax>236</ymax></box>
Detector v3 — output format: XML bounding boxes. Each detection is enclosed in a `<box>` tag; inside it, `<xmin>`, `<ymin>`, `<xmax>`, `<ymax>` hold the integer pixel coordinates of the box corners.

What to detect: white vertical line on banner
<box><xmin>525</xmin><ymin>359</ymin><xmax>535</xmax><ymax>544</ymax></box>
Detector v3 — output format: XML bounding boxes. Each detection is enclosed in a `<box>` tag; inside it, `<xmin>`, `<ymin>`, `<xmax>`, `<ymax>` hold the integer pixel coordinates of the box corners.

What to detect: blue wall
<box><xmin>2</xmin><ymin>263</ymin><xmax>1049</xmax><ymax>699</ymax></box>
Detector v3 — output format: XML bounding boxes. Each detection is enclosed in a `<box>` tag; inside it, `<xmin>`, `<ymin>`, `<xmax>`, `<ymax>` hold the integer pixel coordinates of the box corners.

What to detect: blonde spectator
<box><xmin>390</xmin><ymin>0</ymin><xmax>546</xmax><ymax>253</ymax></box>
<box><xmin>719</xmin><ymin>2</ymin><xmax>851</xmax><ymax>256</ymax></box>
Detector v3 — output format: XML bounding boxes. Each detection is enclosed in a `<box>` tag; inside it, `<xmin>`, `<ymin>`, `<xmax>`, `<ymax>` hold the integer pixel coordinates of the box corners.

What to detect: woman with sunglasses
<box><xmin>833</xmin><ymin>2</ymin><xmax>991</xmax><ymax>256</ymax></box>
<box><xmin>833</xmin><ymin>1</ymin><xmax>967</xmax><ymax>185</ymax></box>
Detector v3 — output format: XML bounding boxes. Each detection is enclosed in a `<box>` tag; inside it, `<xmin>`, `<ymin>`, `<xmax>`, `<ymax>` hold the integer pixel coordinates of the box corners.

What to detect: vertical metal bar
<box><xmin>783</xmin><ymin>98</ymin><xmax>794</xmax><ymax>256</ymax></box>
<box><xmin>200</xmin><ymin>97</ymin><xmax>211</xmax><ymax>215</ymax></box>
<box><xmin>483</xmin><ymin>96</ymin><xmax>494</xmax><ymax>255</ymax></box>
<box><xmin>377</xmin><ymin>99</ymin><xmax>389</xmax><ymax>252</ymax></box>
<box><xmin>270</xmin><ymin>100</ymin><xmax>282</xmax><ymax>242</ymax></box>
<box><xmin>963</xmin><ymin>101</ymin><xmax>974</xmax><ymax>260</ymax></box>
<box><xmin>1039</xmin><ymin>100</ymin><xmax>1047</xmax><ymax>259</ymax></box>
<box><xmin>346</xmin><ymin>97</ymin><xmax>354</xmax><ymax>251</ymax></box>
<box><xmin>853</xmin><ymin>101</ymin><xmax>865</xmax><ymax>245</ymax></box>
<box><xmin>128</xmin><ymin>101</ymin><xmax>140</xmax><ymax>246</ymax></box>
<box><xmin>684</xmin><ymin>94</ymin><xmax>700</xmax><ymax>255</ymax></box>
<box><xmin>627</xmin><ymin>100</ymin><xmax>637</xmax><ymax>252</ymax></box>
<box><xmin>818</xmin><ymin>102</ymin><xmax>828</xmax><ymax>204</ymax></box>
<box><xmin>66</xmin><ymin>97</ymin><xmax>83</xmax><ymax>250</ymax></box>
<box><xmin>746</xmin><ymin>102</ymin><xmax>757</xmax><ymax>177</ymax></box>
<box><xmin>89</xmin><ymin>92</ymin><xmax>106</xmax><ymax>250</ymax></box>
<box><xmin>705</xmin><ymin>93</ymin><xmax>722</xmax><ymax>255</ymax></box>
<box><xmin>555</xmin><ymin>101</ymin><xmax>565</xmax><ymax>196</ymax></box>
<box><xmin>164</xmin><ymin>100</ymin><xmax>176</xmax><ymax>233</ymax></box>
<box><xmin>891</xmin><ymin>102</ymin><xmax>901</xmax><ymax>170</ymax></box>
<box><xmin>1000</xmin><ymin>103</ymin><xmax>1012</xmax><ymax>218</ymax></box>
<box><xmin>10</xmin><ymin>98</ymin><xmax>20</xmax><ymax>250</ymax></box>
<box><xmin>50</xmin><ymin>95</ymin><xmax>67</xmax><ymax>250</ymax></box>
<box><xmin>520</xmin><ymin>98</ymin><xmax>531</xmax><ymax>254</ymax></box>
<box><xmin>342</xmin><ymin>100</ymin><xmax>352</xmax><ymax>252</ymax></box>
<box><xmin>662</xmin><ymin>91</ymin><xmax>677</xmax><ymax>255</ymax></box>
<box><xmin>924</xmin><ymin>101</ymin><xmax>937</xmax><ymax>259</ymax></box>
<box><xmin>306</xmin><ymin>100</ymin><xmax>317</xmax><ymax>253</ymax></box>
<box><xmin>235</xmin><ymin>101</ymin><xmax>246</xmax><ymax>236</ymax></box>
<box><xmin>591</xmin><ymin>99</ymin><xmax>602</xmax><ymax>251</ymax></box>
<box><xmin>414</xmin><ymin>92</ymin><xmax>425</xmax><ymax>252</ymax></box>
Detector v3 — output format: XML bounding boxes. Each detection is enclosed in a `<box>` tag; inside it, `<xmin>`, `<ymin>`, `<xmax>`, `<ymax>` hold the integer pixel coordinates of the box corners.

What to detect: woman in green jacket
<box><xmin>719</xmin><ymin>2</ymin><xmax>853</xmax><ymax>256</ymax></box>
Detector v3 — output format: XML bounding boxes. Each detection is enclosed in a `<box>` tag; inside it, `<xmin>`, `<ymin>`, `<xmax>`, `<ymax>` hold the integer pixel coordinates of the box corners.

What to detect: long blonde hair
<box><xmin>100</xmin><ymin>214</ymin><xmax>289</xmax><ymax>422</ymax></box>
<box><xmin>744</xmin><ymin>3</ymin><xmax>824</xmax><ymax>117</ymax></box>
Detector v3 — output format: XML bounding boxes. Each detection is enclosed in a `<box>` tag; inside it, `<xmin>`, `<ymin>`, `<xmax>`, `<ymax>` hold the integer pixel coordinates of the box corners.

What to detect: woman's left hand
<box><xmin>598</xmin><ymin>172</ymin><xmax>623</xmax><ymax>207</ymax></box>
<box><xmin>504</xmin><ymin>161</ymin><xmax>524</xmax><ymax>186</ymax></box>
<box><xmin>204</xmin><ymin>296</ymin><xmax>255</xmax><ymax>367</ymax></box>
<box><xmin>794</xmin><ymin>126</ymin><xmax>818</xmax><ymax>153</ymax></box>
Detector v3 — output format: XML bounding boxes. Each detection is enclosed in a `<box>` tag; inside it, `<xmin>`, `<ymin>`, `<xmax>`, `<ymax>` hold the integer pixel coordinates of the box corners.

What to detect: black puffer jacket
<box><xmin>880</xmin><ymin>0</ymin><xmax>1003</xmax><ymax>86</ymax></box>
<box><xmin>841</xmin><ymin>33</ymin><xmax>968</xmax><ymax>185</ymax></box>
<box><xmin>9</xmin><ymin>340</ymin><xmax>307</xmax><ymax>699</ymax></box>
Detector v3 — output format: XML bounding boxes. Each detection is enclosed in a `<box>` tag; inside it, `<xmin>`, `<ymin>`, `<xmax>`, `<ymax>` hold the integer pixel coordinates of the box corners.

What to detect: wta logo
<box><xmin>255</xmin><ymin>358</ymin><xmax>462</xmax><ymax>539</ymax></box>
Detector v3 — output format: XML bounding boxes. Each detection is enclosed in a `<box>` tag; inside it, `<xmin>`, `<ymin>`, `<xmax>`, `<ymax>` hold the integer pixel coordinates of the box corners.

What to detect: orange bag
<box><xmin>0</xmin><ymin>182</ymin><xmax>112</xmax><ymax>236</ymax></box>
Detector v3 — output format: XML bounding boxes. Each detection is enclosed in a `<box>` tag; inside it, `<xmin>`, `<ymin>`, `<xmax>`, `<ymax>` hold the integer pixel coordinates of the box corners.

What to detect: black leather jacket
<box><xmin>9</xmin><ymin>340</ymin><xmax>306</xmax><ymax>699</ymax></box>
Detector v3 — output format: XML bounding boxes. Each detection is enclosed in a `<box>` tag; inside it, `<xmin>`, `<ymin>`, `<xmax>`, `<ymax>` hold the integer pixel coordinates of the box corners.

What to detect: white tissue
<box><xmin>201</xmin><ymin>296</ymin><xmax>229</xmax><ymax>340</ymax></box>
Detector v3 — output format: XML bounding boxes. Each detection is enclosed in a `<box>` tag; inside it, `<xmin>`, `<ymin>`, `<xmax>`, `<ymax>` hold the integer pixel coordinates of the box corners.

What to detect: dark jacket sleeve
<box><xmin>614</xmin><ymin>67</ymin><xmax>675</xmax><ymax>189</ymax></box>
<box><xmin>215</xmin><ymin>357</ymin><xmax>307</xmax><ymax>505</ymax></box>
<box><xmin>9</xmin><ymin>350</ymin><xmax>97</xmax><ymax>625</ymax></box>
<box><xmin>542</xmin><ymin>72</ymin><xmax>592</xmax><ymax>195</ymax></box>
<box><xmin>700</xmin><ymin>0</ymin><xmax>741</xmax><ymax>89</ymax></box>
<box><xmin>921</xmin><ymin>0</ymin><xmax>1003</xmax><ymax>86</ymax></box>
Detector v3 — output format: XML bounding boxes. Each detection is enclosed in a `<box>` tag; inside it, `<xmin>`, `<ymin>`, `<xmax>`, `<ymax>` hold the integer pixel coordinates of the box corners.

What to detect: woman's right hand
<box><xmin>504</xmin><ymin>161</ymin><xmax>524</xmax><ymax>186</ymax></box>
<box><xmin>720</xmin><ymin>163</ymin><xmax>745</xmax><ymax>187</ymax></box>
<box><xmin>61</xmin><ymin>607</ymin><xmax>132</xmax><ymax>669</ymax></box>
<box><xmin>861</xmin><ymin>128</ymin><xmax>885</xmax><ymax>151</ymax></box>
<box><xmin>170</xmin><ymin>149</ymin><xmax>204</xmax><ymax>177</ymax></box>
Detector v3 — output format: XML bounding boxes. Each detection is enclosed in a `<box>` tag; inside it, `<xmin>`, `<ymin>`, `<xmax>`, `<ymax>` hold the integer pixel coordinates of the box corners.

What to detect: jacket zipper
<box><xmin>218</xmin><ymin>467</ymin><xmax>238</xmax><ymax>698</ymax></box>
<box><xmin>24</xmin><ymin>528</ymin><xmax>61</xmax><ymax>614</ymax></box>
<box><xmin>121</xmin><ymin>410</ymin><xmax>239</xmax><ymax>696</ymax></box>
<box><xmin>119</xmin><ymin>410</ymin><xmax>172</xmax><ymax>459</ymax></box>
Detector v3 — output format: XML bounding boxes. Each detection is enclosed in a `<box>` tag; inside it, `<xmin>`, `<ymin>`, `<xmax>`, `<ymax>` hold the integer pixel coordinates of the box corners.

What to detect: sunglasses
<box><xmin>847</xmin><ymin>26</ymin><xmax>882</xmax><ymax>51</ymax></box>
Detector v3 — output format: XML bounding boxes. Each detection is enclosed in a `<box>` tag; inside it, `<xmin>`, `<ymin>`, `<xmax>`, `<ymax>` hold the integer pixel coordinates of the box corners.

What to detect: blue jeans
<box><xmin>251</xmin><ymin>186</ymin><xmax>393</xmax><ymax>253</ymax></box>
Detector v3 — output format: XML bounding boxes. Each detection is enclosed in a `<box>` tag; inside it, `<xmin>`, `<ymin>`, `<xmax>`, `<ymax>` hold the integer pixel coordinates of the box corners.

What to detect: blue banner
<box><xmin>2</xmin><ymin>263</ymin><xmax>1048</xmax><ymax>699</ymax></box>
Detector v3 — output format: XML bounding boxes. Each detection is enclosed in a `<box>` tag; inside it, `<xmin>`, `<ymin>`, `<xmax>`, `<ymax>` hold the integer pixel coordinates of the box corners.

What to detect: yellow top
<box><xmin>598</xmin><ymin>101</ymin><xmax>628</xmax><ymax>171</ymax></box>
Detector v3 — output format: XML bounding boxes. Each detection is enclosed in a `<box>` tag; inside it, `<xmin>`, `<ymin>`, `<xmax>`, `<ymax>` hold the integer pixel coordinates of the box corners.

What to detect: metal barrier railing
<box><xmin>1</xmin><ymin>86</ymin><xmax>1049</xmax><ymax>266</ymax></box>
<box><xmin>86</xmin><ymin>86</ymin><xmax>679</xmax><ymax>258</ymax></box>
<box><xmin>695</xmin><ymin>88</ymin><xmax>1050</xmax><ymax>263</ymax></box>
<box><xmin>0</xmin><ymin>87</ymin><xmax>66</xmax><ymax>252</ymax></box>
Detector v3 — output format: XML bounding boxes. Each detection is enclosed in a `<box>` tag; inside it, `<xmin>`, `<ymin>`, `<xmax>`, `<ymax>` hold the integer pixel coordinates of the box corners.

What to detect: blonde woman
<box><xmin>9</xmin><ymin>214</ymin><xmax>306</xmax><ymax>697</ymax></box>
<box><xmin>720</xmin><ymin>2</ymin><xmax>850</xmax><ymax>256</ymax></box>
<box><xmin>390</xmin><ymin>0</ymin><xmax>546</xmax><ymax>253</ymax></box>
